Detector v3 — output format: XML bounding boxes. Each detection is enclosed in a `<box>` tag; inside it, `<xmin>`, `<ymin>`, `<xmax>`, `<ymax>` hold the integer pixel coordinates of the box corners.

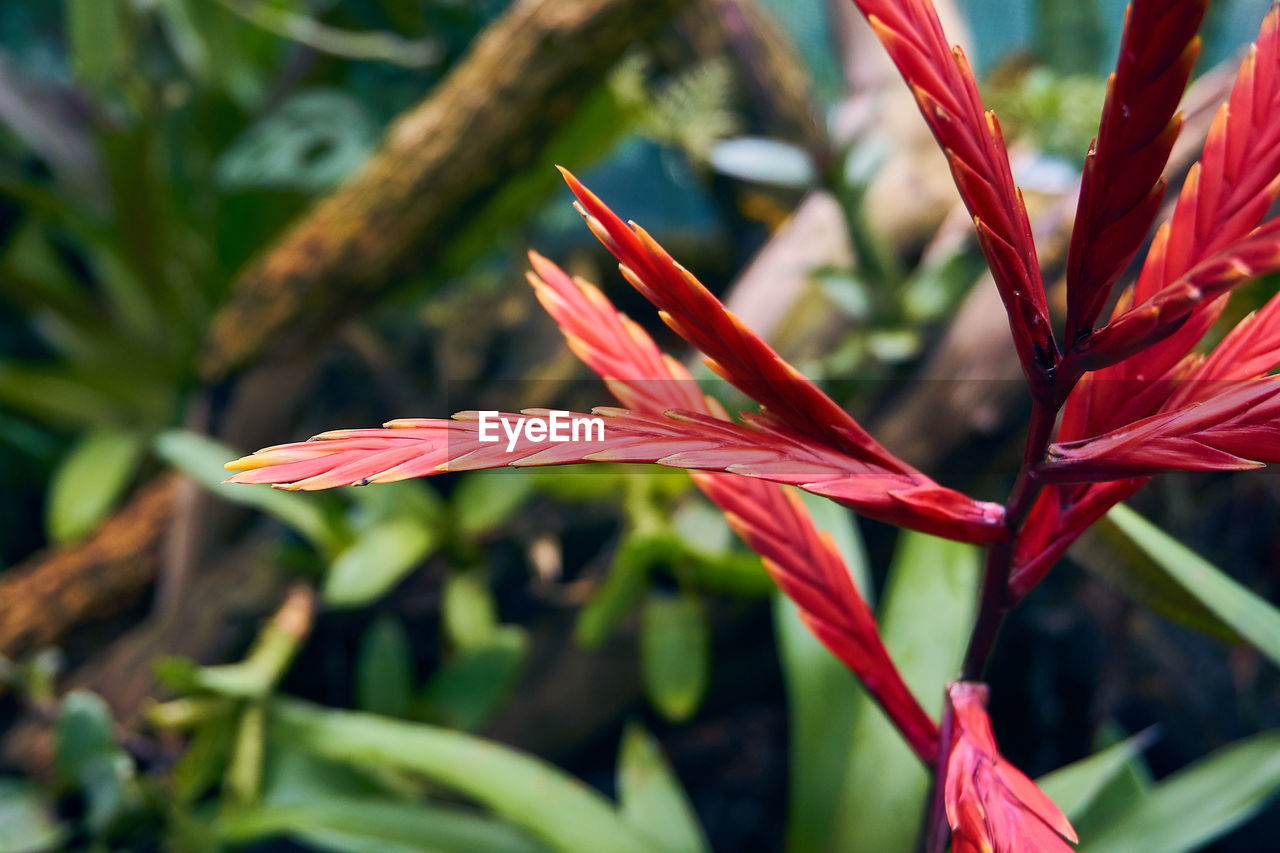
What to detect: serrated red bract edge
<box><xmin>848</xmin><ymin>0</ymin><xmax>1056</xmax><ymax>399</ymax></box>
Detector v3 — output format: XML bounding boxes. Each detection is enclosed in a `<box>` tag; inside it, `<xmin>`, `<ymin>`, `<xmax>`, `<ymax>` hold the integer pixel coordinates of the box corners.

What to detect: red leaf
<box><xmin>849</xmin><ymin>0</ymin><xmax>1056</xmax><ymax>397</ymax></box>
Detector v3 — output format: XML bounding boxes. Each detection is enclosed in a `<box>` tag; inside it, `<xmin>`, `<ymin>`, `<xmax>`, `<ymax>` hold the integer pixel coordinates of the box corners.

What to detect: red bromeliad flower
<box><xmin>944</xmin><ymin>682</ymin><xmax>1077</xmax><ymax>853</ymax></box>
<box><xmin>222</xmin><ymin>0</ymin><xmax>1280</xmax><ymax>848</ymax></box>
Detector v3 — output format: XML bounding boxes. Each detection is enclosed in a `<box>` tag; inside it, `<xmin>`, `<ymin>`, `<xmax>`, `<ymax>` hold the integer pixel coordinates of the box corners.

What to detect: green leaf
<box><xmin>442</xmin><ymin>571</ymin><xmax>500</xmax><ymax>652</ymax></box>
<box><xmin>421</xmin><ymin>627</ymin><xmax>528</xmax><ymax>732</ymax></box>
<box><xmin>155</xmin><ymin>430</ymin><xmax>345</xmax><ymax>553</ymax></box>
<box><xmin>775</xmin><ymin>499</ymin><xmax>870</xmax><ymax>852</ymax></box>
<box><xmin>218</xmin><ymin>796</ymin><xmax>546</xmax><ymax>853</ymax></box>
<box><xmin>641</xmin><ymin>593</ymin><xmax>710</xmax><ymax>722</ymax></box>
<box><xmin>830</xmin><ymin>532</ymin><xmax>980</xmax><ymax>853</ymax></box>
<box><xmin>1080</xmin><ymin>733</ymin><xmax>1280</xmax><ymax>853</ymax></box>
<box><xmin>225</xmin><ymin>704</ymin><xmax>267</xmax><ymax>806</ymax></box>
<box><xmin>0</xmin><ymin>780</ymin><xmax>67</xmax><ymax>853</ymax></box>
<box><xmin>452</xmin><ymin>471</ymin><xmax>538</xmax><ymax>539</ymax></box>
<box><xmin>67</xmin><ymin>0</ymin><xmax>129</xmax><ymax>90</ymax></box>
<box><xmin>324</xmin><ymin>516</ymin><xmax>436</xmax><ymax>607</ymax></box>
<box><xmin>1037</xmin><ymin>729</ymin><xmax>1156</xmax><ymax>820</ymax></box>
<box><xmin>1103</xmin><ymin>504</ymin><xmax>1280</xmax><ymax>665</ymax></box>
<box><xmin>357</xmin><ymin>616</ymin><xmax>415</xmax><ymax>718</ymax></box>
<box><xmin>45</xmin><ymin>428</ymin><xmax>145</xmax><ymax>544</ymax></box>
<box><xmin>617</xmin><ymin>722</ymin><xmax>709</xmax><ymax>853</ymax></box>
<box><xmin>216</xmin><ymin>89</ymin><xmax>378</xmax><ymax>193</ymax></box>
<box><xmin>576</xmin><ymin>535</ymin><xmax>652</xmax><ymax>648</ymax></box>
<box><xmin>54</xmin><ymin>691</ymin><xmax>139</xmax><ymax>835</ymax></box>
<box><xmin>1070</xmin><ymin>508</ymin><xmax>1240</xmax><ymax>644</ymax></box>
<box><xmin>270</xmin><ymin>699</ymin><xmax>653</xmax><ymax>853</ymax></box>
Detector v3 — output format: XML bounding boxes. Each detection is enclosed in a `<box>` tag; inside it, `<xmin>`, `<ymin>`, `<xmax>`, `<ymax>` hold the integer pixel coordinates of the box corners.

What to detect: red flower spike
<box><xmin>1013</xmin><ymin>6</ymin><xmax>1280</xmax><ymax>596</ymax></box>
<box><xmin>226</xmin><ymin>407</ymin><xmax>1005</xmax><ymax>545</ymax></box>
<box><xmin>944</xmin><ymin>682</ymin><xmax>1077</xmax><ymax>853</ymax></box>
<box><xmin>528</xmin><ymin>252</ymin><xmax>941</xmax><ymax>761</ymax></box>
<box><xmin>1064</xmin><ymin>0</ymin><xmax>1206</xmax><ymax>345</ymax></box>
<box><xmin>1081</xmin><ymin>4</ymin><xmax>1280</xmax><ymax>435</ymax></box>
<box><xmin>848</xmin><ymin>0</ymin><xmax>1057</xmax><ymax>400</ymax></box>
<box><xmin>1038</xmin><ymin>377</ymin><xmax>1280</xmax><ymax>483</ymax></box>
<box><xmin>1071</xmin><ymin>218</ymin><xmax>1280</xmax><ymax>370</ymax></box>
<box><xmin>556</xmin><ymin>168</ymin><xmax>904</xmax><ymax>468</ymax></box>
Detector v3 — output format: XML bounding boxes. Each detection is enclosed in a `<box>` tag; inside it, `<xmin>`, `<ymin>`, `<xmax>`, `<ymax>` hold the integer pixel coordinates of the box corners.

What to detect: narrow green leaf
<box><xmin>777</xmin><ymin>497</ymin><xmax>870</xmax><ymax>852</ymax></box>
<box><xmin>641</xmin><ymin>594</ymin><xmax>710</xmax><ymax>722</ymax></box>
<box><xmin>270</xmin><ymin>700</ymin><xmax>653</xmax><ymax>853</ymax></box>
<box><xmin>1037</xmin><ymin>729</ymin><xmax>1156</xmax><ymax>820</ymax></box>
<box><xmin>218</xmin><ymin>797</ymin><xmax>546</xmax><ymax>853</ymax></box>
<box><xmin>356</xmin><ymin>616</ymin><xmax>415</xmax><ymax>718</ymax></box>
<box><xmin>0</xmin><ymin>780</ymin><xmax>67</xmax><ymax>853</ymax></box>
<box><xmin>1071</xmin><ymin>510</ymin><xmax>1240</xmax><ymax>644</ymax></box>
<box><xmin>830</xmin><ymin>532</ymin><xmax>980</xmax><ymax>853</ymax></box>
<box><xmin>155</xmin><ymin>430</ymin><xmax>345</xmax><ymax>553</ymax></box>
<box><xmin>1080</xmin><ymin>733</ymin><xmax>1280</xmax><ymax>853</ymax></box>
<box><xmin>451</xmin><ymin>471</ymin><xmax>538</xmax><ymax>539</ymax></box>
<box><xmin>225</xmin><ymin>704</ymin><xmax>266</xmax><ymax>806</ymax></box>
<box><xmin>46</xmin><ymin>428</ymin><xmax>145</xmax><ymax>543</ymax></box>
<box><xmin>1105</xmin><ymin>504</ymin><xmax>1280</xmax><ymax>666</ymax></box>
<box><xmin>576</xmin><ymin>535</ymin><xmax>652</xmax><ymax>647</ymax></box>
<box><xmin>324</xmin><ymin>516</ymin><xmax>435</xmax><ymax>607</ymax></box>
<box><xmin>617</xmin><ymin>722</ymin><xmax>709</xmax><ymax>853</ymax></box>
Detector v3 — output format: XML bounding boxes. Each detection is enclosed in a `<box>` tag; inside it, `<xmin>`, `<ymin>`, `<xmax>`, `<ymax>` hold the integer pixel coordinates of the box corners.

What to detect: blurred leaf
<box><xmin>226</xmin><ymin>704</ymin><xmax>266</xmax><ymax>806</ymax></box>
<box><xmin>167</xmin><ymin>587</ymin><xmax>312</xmax><ymax>699</ymax></box>
<box><xmin>421</xmin><ymin>627</ymin><xmax>528</xmax><ymax>732</ymax></box>
<box><xmin>452</xmin><ymin>471</ymin><xmax>538</xmax><ymax>539</ymax></box>
<box><xmin>1080</xmin><ymin>733</ymin><xmax>1280</xmax><ymax>853</ymax></box>
<box><xmin>157</xmin><ymin>0</ymin><xmax>266</xmax><ymax>108</ymax></box>
<box><xmin>346</xmin><ymin>480</ymin><xmax>443</xmax><ymax>530</ymax></box>
<box><xmin>1103</xmin><ymin>504</ymin><xmax>1280</xmax><ymax>661</ymax></box>
<box><xmin>0</xmin><ymin>780</ymin><xmax>67</xmax><ymax>853</ymax></box>
<box><xmin>1038</xmin><ymin>729</ymin><xmax>1156</xmax><ymax>820</ymax></box>
<box><xmin>219</xmin><ymin>796</ymin><xmax>545</xmax><ymax>853</ymax></box>
<box><xmin>0</xmin><ymin>365</ymin><xmax>128</xmax><ymax>430</ymax></box>
<box><xmin>442</xmin><ymin>571</ymin><xmax>499</xmax><ymax>651</ymax></box>
<box><xmin>641</xmin><ymin>593</ymin><xmax>709</xmax><ymax>722</ymax></box>
<box><xmin>1071</xmin><ymin>723</ymin><xmax>1155</xmax><ymax>838</ymax></box>
<box><xmin>617</xmin><ymin>722</ymin><xmax>709</xmax><ymax>853</ymax></box>
<box><xmin>170</xmin><ymin>710</ymin><xmax>236</xmax><ymax>804</ymax></box>
<box><xmin>776</xmin><ymin>497</ymin><xmax>870</xmax><ymax>852</ymax></box>
<box><xmin>576</xmin><ymin>534</ymin><xmax>652</xmax><ymax>648</ymax></box>
<box><xmin>357</xmin><ymin>616</ymin><xmax>415</xmax><ymax>718</ymax></box>
<box><xmin>270</xmin><ymin>700</ymin><xmax>653</xmax><ymax>853</ymax></box>
<box><xmin>831</xmin><ymin>532</ymin><xmax>980</xmax><ymax>853</ymax></box>
<box><xmin>67</xmin><ymin>0</ymin><xmax>129</xmax><ymax>90</ymax></box>
<box><xmin>155</xmin><ymin>430</ymin><xmax>346</xmax><ymax>553</ymax></box>
<box><xmin>1071</xmin><ymin>512</ymin><xmax>1239</xmax><ymax>644</ymax></box>
<box><xmin>217</xmin><ymin>89</ymin><xmax>378</xmax><ymax>193</ymax></box>
<box><xmin>325</xmin><ymin>516</ymin><xmax>435</xmax><ymax>607</ymax></box>
<box><xmin>45</xmin><ymin>428</ymin><xmax>145</xmax><ymax>544</ymax></box>
<box><xmin>54</xmin><ymin>691</ymin><xmax>139</xmax><ymax>835</ymax></box>
<box><xmin>708</xmin><ymin>137</ymin><xmax>815</xmax><ymax>188</ymax></box>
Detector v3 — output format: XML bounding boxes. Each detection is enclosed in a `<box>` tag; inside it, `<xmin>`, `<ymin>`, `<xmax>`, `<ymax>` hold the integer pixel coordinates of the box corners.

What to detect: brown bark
<box><xmin>200</xmin><ymin>0</ymin><xmax>683</xmax><ymax>382</ymax></box>
<box><xmin>0</xmin><ymin>475</ymin><xmax>178</xmax><ymax>655</ymax></box>
<box><xmin>0</xmin><ymin>0</ymin><xmax>684</xmax><ymax>660</ymax></box>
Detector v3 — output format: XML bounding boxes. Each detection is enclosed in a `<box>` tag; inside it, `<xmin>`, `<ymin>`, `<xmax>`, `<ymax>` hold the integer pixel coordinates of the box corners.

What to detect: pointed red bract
<box><xmin>1071</xmin><ymin>218</ymin><xmax>1280</xmax><ymax>370</ymax></box>
<box><xmin>1064</xmin><ymin>0</ymin><xmax>1206</xmax><ymax>345</ymax></box>
<box><xmin>944</xmin><ymin>682</ymin><xmax>1077</xmax><ymax>853</ymax></box>
<box><xmin>227</xmin><ymin>406</ymin><xmax>1005</xmax><ymax>544</ymax></box>
<box><xmin>1014</xmin><ymin>6</ymin><xmax>1280</xmax><ymax>597</ymax></box>
<box><xmin>529</xmin><ymin>252</ymin><xmax>943</xmax><ymax>760</ymax></box>
<box><xmin>847</xmin><ymin>0</ymin><xmax>1056</xmax><ymax>399</ymax></box>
